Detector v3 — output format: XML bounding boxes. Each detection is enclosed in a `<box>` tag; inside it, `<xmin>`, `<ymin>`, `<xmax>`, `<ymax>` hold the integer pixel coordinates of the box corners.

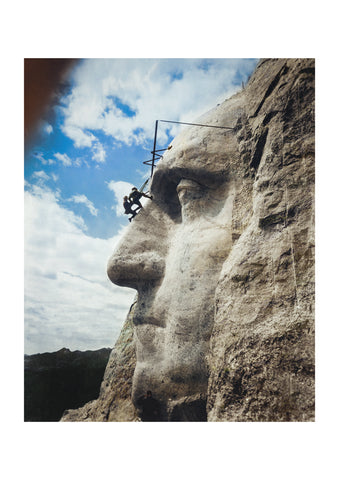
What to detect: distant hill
<box><xmin>24</xmin><ymin>347</ymin><xmax>111</xmax><ymax>421</ymax></box>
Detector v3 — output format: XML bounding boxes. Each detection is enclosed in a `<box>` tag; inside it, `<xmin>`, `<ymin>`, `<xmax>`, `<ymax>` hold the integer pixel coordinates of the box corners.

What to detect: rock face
<box><xmin>62</xmin><ymin>58</ymin><xmax>315</xmax><ymax>422</ymax></box>
<box><xmin>207</xmin><ymin>59</ymin><xmax>315</xmax><ymax>421</ymax></box>
<box><xmin>25</xmin><ymin>347</ymin><xmax>111</xmax><ymax>421</ymax></box>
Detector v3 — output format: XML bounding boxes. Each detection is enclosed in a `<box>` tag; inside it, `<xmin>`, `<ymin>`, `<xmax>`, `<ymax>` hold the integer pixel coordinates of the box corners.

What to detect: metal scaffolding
<box><xmin>143</xmin><ymin>119</ymin><xmax>234</xmax><ymax>177</ymax></box>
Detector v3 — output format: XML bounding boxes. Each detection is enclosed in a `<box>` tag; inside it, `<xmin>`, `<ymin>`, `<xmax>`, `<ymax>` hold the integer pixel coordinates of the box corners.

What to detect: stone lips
<box><xmin>62</xmin><ymin>58</ymin><xmax>315</xmax><ymax>422</ymax></box>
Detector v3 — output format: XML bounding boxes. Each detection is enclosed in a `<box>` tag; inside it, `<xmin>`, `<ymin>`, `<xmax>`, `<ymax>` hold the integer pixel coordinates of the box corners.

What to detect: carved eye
<box><xmin>176</xmin><ymin>179</ymin><xmax>209</xmax><ymax>222</ymax></box>
<box><xmin>176</xmin><ymin>179</ymin><xmax>206</xmax><ymax>203</ymax></box>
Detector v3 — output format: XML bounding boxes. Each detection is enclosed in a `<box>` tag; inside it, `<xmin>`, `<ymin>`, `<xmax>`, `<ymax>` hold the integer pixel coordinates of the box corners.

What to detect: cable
<box><xmin>144</xmin><ymin>118</ymin><xmax>234</xmax><ymax>177</ymax></box>
<box><xmin>159</xmin><ymin>119</ymin><xmax>233</xmax><ymax>130</ymax></box>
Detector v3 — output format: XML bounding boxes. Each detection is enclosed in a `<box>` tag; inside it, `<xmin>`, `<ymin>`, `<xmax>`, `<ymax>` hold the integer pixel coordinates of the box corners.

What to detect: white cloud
<box><xmin>35</xmin><ymin>152</ymin><xmax>55</xmax><ymax>165</ymax></box>
<box><xmin>32</xmin><ymin>170</ymin><xmax>50</xmax><ymax>182</ymax></box>
<box><xmin>107</xmin><ymin>180</ymin><xmax>134</xmax><ymax>216</ymax></box>
<box><xmin>61</xmin><ymin>58</ymin><xmax>258</xmax><ymax>148</ymax></box>
<box><xmin>68</xmin><ymin>194</ymin><xmax>99</xmax><ymax>216</ymax></box>
<box><xmin>61</xmin><ymin>124</ymin><xmax>97</xmax><ymax>148</ymax></box>
<box><xmin>92</xmin><ymin>141</ymin><xmax>106</xmax><ymax>163</ymax></box>
<box><xmin>54</xmin><ymin>152</ymin><xmax>72</xmax><ymax>166</ymax></box>
<box><xmin>24</xmin><ymin>183</ymin><xmax>135</xmax><ymax>354</ymax></box>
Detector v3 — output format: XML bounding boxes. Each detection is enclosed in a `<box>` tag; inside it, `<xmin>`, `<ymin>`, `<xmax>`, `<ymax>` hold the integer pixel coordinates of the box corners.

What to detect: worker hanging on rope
<box><xmin>129</xmin><ymin>187</ymin><xmax>153</xmax><ymax>212</ymax></box>
<box><xmin>123</xmin><ymin>196</ymin><xmax>138</xmax><ymax>222</ymax></box>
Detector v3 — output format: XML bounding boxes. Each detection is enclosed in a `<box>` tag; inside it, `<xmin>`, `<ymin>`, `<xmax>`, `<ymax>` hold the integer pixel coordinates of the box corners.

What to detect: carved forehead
<box><xmin>151</xmin><ymin>134</ymin><xmax>235</xmax><ymax>190</ymax></box>
<box><xmin>151</xmin><ymin>95</ymin><xmax>244</xmax><ymax>186</ymax></box>
<box><xmin>169</xmin><ymin>128</ymin><xmax>232</xmax><ymax>167</ymax></box>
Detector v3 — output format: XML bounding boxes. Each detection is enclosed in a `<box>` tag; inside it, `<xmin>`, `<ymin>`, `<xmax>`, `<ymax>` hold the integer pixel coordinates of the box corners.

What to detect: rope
<box><xmin>139</xmin><ymin>178</ymin><xmax>150</xmax><ymax>192</ymax></box>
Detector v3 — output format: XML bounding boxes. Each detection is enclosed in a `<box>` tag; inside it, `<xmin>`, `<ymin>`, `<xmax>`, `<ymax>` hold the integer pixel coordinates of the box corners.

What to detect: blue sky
<box><xmin>24</xmin><ymin>58</ymin><xmax>259</xmax><ymax>354</ymax></box>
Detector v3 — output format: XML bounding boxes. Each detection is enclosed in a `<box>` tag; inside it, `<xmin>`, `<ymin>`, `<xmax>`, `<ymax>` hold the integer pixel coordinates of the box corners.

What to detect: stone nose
<box><xmin>106</xmin><ymin>202</ymin><xmax>169</xmax><ymax>290</ymax></box>
<box><xmin>107</xmin><ymin>249</ymin><xmax>166</xmax><ymax>290</ymax></box>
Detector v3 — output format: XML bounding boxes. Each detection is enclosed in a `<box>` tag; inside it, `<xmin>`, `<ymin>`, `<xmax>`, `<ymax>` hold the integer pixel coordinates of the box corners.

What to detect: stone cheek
<box><xmin>131</xmin><ymin>199</ymin><xmax>235</xmax><ymax>419</ymax></box>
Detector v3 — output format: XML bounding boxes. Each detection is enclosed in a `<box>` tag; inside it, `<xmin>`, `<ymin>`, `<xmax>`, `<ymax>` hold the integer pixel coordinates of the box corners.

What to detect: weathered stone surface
<box><xmin>62</xmin><ymin>58</ymin><xmax>314</xmax><ymax>422</ymax></box>
<box><xmin>207</xmin><ymin>58</ymin><xmax>315</xmax><ymax>421</ymax></box>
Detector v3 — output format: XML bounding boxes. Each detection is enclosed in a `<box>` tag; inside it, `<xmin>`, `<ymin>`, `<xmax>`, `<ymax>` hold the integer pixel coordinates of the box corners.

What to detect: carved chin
<box><xmin>132</xmin><ymin>361</ymin><xmax>209</xmax><ymax>421</ymax></box>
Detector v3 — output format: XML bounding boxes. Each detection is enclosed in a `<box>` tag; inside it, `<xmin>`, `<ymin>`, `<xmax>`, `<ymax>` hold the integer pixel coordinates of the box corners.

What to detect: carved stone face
<box><xmin>107</xmin><ymin>110</ymin><xmax>242</xmax><ymax>420</ymax></box>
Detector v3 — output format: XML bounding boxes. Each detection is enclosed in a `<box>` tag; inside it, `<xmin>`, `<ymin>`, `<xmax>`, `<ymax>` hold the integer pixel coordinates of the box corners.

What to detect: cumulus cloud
<box><xmin>24</xmin><ymin>183</ymin><xmax>135</xmax><ymax>354</ymax></box>
<box><xmin>68</xmin><ymin>194</ymin><xmax>99</xmax><ymax>216</ymax></box>
<box><xmin>107</xmin><ymin>180</ymin><xmax>134</xmax><ymax>216</ymax></box>
<box><xmin>92</xmin><ymin>141</ymin><xmax>106</xmax><ymax>163</ymax></box>
<box><xmin>32</xmin><ymin>170</ymin><xmax>50</xmax><ymax>182</ymax></box>
<box><xmin>60</xmin><ymin>58</ymin><xmax>258</xmax><ymax>148</ymax></box>
<box><xmin>54</xmin><ymin>152</ymin><xmax>72</xmax><ymax>166</ymax></box>
<box><xmin>61</xmin><ymin>124</ymin><xmax>97</xmax><ymax>148</ymax></box>
<box><xmin>35</xmin><ymin>152</ymin><xmax>55</xmax><ymax>165</ymax></box>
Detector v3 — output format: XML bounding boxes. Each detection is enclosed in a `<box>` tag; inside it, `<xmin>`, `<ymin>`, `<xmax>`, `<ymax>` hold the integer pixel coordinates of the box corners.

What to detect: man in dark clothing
<box><xmin>129</xmin><ymin>187</ymin><xmax>153</xmax><ymax>211</ymax></box>
<box><xmin>137</xmin><ymin>390</ymin><xmax>160</xmax><ymax>422</ymax></box>
<box><xmin>123</xmin><ymin>196</ymin><xmax>138</xmax><ymax>222</ymax></box>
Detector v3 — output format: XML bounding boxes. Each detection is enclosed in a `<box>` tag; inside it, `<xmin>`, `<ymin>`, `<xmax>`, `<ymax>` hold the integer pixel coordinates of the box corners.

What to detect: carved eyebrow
<box><xmin>151</xmin><ymin>165</ymin><xmax>228</xmax><ymax>191</ymax></box>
